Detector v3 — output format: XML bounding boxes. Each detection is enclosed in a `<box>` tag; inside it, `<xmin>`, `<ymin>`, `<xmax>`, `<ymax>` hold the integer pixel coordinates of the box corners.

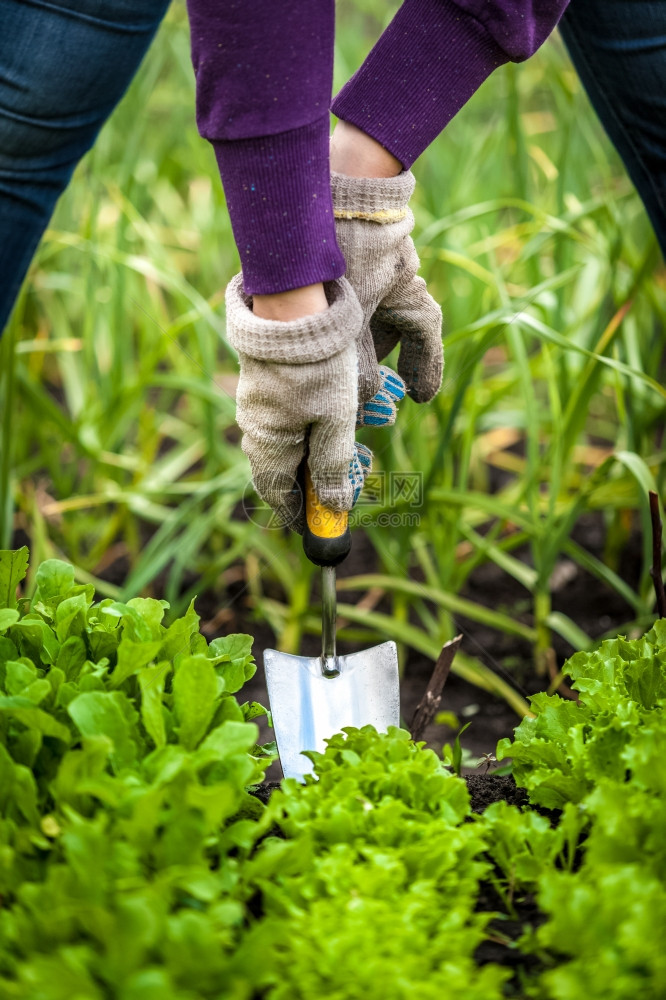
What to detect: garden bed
<box><xmin>2</xmin><ymin>546</ymin><xmax>665</xmax><ymax>1000</ymax></box>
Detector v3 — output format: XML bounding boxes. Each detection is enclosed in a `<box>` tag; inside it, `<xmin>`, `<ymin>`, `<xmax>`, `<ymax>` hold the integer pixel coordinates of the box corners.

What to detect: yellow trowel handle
<box><xmin>302</xmin><ymin>465</ymin><xmax>352</xmax><ymax>568</ymax></box>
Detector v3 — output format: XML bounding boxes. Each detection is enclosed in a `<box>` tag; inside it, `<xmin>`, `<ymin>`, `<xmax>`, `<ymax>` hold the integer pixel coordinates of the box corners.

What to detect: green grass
<box><xmin>2</xmin><ymin>0</ymin><xmax>665</xmax><ymax>712</ymax></box>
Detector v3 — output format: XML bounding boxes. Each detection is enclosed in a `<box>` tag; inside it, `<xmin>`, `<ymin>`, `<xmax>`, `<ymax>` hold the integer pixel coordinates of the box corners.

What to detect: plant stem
<box><xmin>534</xmin><ymin>588</ymin><xmax>556</xmax><ymax>677</ymax></box>
<box><xmin>649</xmin><ymin>491</ymin><xmax>666</xmax><ymax>617</ymax></box>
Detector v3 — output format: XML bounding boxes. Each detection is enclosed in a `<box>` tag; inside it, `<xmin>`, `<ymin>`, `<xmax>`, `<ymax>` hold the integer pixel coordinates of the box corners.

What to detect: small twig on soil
<box><xmin>649</xmin><ymin>491</ymin><xmax>666</xmax><ymax>618</ymax></box>
<box><xmin>410</xmin><ymin>634</ymin><xmax>462</xmax><ymax>742</ymax></box>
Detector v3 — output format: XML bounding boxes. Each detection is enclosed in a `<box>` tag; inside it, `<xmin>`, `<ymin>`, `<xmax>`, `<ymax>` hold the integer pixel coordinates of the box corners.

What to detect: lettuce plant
<box><xmin>496</xmin><ymin>620</ymin><xmax>666</xmax><ymax>999</ymax></box>
<box><xmin>533</xmin><ymin>769</ymin><xmax>666</xmax><ymax>999</ymax></box>
<box><xmin>0</xmin><ymin>548</ymin><xmax>272</xmax><ymax>998</ymax></box>
<box><xmin>497</xmin><ymin>621</ymin><xmax>666</xmax><ymax>808</ymax></box>
<box><xmin>233</xmin><ymin>727</ymin><xmax>510</xmax><ymax>1000</ymax></box>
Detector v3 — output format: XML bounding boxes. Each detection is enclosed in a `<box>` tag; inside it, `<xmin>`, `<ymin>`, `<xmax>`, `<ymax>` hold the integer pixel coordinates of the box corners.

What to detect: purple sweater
<box><xmin>186</xmin><ymin>0</ymin><xmax>570</xmax><ymax>294</ymax></box>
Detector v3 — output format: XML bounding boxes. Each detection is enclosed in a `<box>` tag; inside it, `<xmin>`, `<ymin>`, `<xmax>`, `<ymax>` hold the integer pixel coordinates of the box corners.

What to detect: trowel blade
<box><xmin>264</xmin><ymin>641</ymin><xmax>400</xmax><ymax>781</ymax></box>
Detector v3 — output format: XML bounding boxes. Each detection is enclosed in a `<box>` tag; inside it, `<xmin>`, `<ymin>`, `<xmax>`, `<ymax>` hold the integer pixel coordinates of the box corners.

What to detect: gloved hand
<box><xmin>332</xmin><ymin>169</ymin><xmax>444</xmax><ymax>405</ymax></box>
<box><xmin>226</xmin><ymin>274</ymin><xmax>372</xmax><ymax>532</ymax></box>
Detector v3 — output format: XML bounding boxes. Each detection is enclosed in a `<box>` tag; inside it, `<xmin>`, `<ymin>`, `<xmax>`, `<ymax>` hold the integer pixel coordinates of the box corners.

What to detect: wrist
<box><xmin>252</xmin><ymin>283</ymin><xmax>329</xmax><ymax>321</ymax></box>
<box><xmin>330</xmin><ymin>121</ymin><xmax>402</xmax><ymax>179</ymax></box>
<box><xmin>226</xmin><ymin>275</ymin><xmax>362</xmax><ymax>364</ymax></box>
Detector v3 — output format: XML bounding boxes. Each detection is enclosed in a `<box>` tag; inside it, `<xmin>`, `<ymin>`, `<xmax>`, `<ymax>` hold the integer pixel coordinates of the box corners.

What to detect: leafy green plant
<box><xmin>497</xmin><ymin>620</ymin><xmax>666</xmax><ymax>808</ymax></box>
<box><xmin>495</xmin><ymin>619</ymin><xmax>666</xmax><ymax>999</ymax></box>
<box><xmin>482</xmin><ymin>799</ymin><xmax>581</xmax><ymax>894</ymax></box>
<box><xmin>1</xmin><ymin>545</ymin><xmax>513</xmax><ymax>999</ymax></box>
<box><xmin>529</xmin><ymin>729</ymin><xmax>666</xmax><ymax>1000</ymax></box>
<box><xmin>442</xmin><ymin>719</ymin><xmax>472</xmax><ymax>776</ymax></box>
<box><xmin>233</xmin><ymin>726</ymin><xmax>510</xmax><ymax>1000</ymax></box>
<box><xmin>0</xmin><ymin>547</ymin><xmax>272</xmax><ymax>998</ymax></box>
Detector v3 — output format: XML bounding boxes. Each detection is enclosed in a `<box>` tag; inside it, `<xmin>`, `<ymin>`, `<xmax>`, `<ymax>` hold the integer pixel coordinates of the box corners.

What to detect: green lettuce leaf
<box><xmin>0</xmin><ymin>547</ymin><xmax>29</xmax><ymax>609</ymax></box>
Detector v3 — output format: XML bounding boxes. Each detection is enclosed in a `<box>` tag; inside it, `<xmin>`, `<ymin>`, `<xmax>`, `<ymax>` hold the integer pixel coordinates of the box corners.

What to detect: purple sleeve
<box><xmin>331</xmin><ymin>0</ymin><xmax>571</xmax><ymax>168</ymax></box>
<box><xmin>185</xmin><ymin>0</ymin><xmax>345</xmax><ymax>295</ymax></box>
<box><xmin>457</xmin><ymin>0</ymin><xmax>571</xmax><ymax>61</ymax></box>
<box><xmin>187</xmin><ymin>0</ymin><xmax>335</xmax><ymax>142</ymax></box>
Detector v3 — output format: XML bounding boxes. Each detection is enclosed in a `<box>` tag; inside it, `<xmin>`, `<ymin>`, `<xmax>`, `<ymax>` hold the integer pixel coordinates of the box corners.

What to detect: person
<box><xmin>1</xmin><ymin>1</ymin><xmax>664</xmax><ymax>529</ymax></box>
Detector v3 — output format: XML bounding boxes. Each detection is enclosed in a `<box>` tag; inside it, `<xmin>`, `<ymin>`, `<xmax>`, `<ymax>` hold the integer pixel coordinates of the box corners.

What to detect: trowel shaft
<box><xmin>321</xmin><ymin>565</ymin><xmax>339</xmax><ymax>676</ymax></box>
<box><xmin>263</xmin><ymin>463</ymin><xmax>400</xmax><ymax>780</ymax></box>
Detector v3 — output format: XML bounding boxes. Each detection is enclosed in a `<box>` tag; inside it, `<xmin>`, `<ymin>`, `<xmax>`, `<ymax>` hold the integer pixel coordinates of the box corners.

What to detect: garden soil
<box><xmin>224</xmin><ymin>511</ymin><xmax>643</xmax><ymax>779</ymax></box>
<box><xmin>40</xmin><ymin>508</ymin><xmax>641</xmax><ymax>779</ymax></box>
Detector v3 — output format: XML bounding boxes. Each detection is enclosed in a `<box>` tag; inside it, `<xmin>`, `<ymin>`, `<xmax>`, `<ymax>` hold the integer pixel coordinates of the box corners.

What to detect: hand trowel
<box><xmin>264</xmin><ymin>465</ymin><xmax>400</xmax><ymax>781</ymax></box>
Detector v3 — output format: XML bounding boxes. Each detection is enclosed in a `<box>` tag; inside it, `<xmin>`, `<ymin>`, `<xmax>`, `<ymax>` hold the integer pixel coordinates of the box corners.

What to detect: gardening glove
<box><xmin>332</xmin><ymin>169</ymin><xmax>444</xmax><ymax>405</ymax></box>
<box><xmin>225</xmin><ymin>273</ymin><xmax>371</xmax><ymax>533</ymax></box>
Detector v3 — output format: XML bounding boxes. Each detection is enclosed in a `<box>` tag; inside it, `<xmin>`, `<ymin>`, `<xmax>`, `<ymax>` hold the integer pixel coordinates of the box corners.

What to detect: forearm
<box><xmin>331</xmin><ymin>0</ymin><xmax>571</xmax><ymax>169</ymax></box>
<box><xmin>185</xmin><ymin>0</ymin><xmax>344</xmax><ymax>294</ymax></box>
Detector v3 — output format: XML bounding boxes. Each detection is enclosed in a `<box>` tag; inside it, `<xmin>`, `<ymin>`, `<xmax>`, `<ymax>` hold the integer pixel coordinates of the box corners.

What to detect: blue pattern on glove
<box><xmin>349</xmin><ymin>442</ymin><xmax>373</xmax><ymax>506</ymax></box>
<box><xmin>356</xmin><ymin>366</ymin><xmax>406</xmax><ymax>428</ymax></box>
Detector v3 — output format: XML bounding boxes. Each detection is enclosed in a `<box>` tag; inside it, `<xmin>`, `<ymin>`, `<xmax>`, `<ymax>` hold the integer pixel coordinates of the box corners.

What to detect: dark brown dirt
<box><xmin>474</xmin><ymin>882</ymin><xmax>545</xmax><ymax>982</ymax></box>
<box><xmin>464</xmin><ymin>773</ymin><xmax>529</xmax><ymax>813</ymax></box>
<box><xmin>249</xmin><ymin>780</ymin><xmax>281</xmax><ymax>805</ymax></box>
<box><xmin>231</xmin><ymin>510</ymin><xmax>645</xmax><ymax>781</ymax></box>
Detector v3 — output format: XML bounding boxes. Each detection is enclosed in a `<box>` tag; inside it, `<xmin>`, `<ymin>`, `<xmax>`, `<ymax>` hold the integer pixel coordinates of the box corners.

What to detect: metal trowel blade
<box><xmin>263</xmin><ymin>640</ymin><xmax>400</xmax><ymax>781</ymax></box>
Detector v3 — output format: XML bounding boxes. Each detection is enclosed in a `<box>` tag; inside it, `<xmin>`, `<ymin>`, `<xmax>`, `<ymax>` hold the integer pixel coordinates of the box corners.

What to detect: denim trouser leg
<box><xmin>560</xmin><ymin>0</ymin><xmax>666</xmax><ymax>256</ymax></box>
<box><xmin>0</xmin><ymin>0</ymin><xmax>169</xmax><ymax>335</ymax></box>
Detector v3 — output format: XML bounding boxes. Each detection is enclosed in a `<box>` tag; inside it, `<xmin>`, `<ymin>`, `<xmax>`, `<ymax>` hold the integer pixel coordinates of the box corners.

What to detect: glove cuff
<box><xmin>331</xmin><ymin>169</ymin><xmax>416</xmax><ymax>223</ymax></box>
<box><xmin>225</xmin><ymin>274</ymin><xmax>363</xmax><ymax>364</ymax></box>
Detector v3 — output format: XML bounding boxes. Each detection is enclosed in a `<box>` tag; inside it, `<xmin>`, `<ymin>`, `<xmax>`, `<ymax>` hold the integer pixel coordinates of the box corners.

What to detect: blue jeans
<box><xmin>1</xmin><ymin>0</ymin><xmax>665</xmax><ymax>335</ymax></box>
<box><xmin>0</xmin><ymin>0</ymin><xmax>169</xmax><ymax>334</ymax></box>
<box><xmin>560</xmin><ymin>0</ymin><xmax>666</xmax><ymax>254</ymax></box>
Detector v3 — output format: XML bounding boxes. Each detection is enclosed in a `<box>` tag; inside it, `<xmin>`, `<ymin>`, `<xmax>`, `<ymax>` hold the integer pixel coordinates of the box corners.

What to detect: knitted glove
<box><xmin>332</xmin><ymin>169</ymin><xmax>444</xmax><ymax>405</ymax></box>
<box><xmin>225</xmin><ymin>274</ymin><xmax>371</xmax><ymax>532</ymax></box>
